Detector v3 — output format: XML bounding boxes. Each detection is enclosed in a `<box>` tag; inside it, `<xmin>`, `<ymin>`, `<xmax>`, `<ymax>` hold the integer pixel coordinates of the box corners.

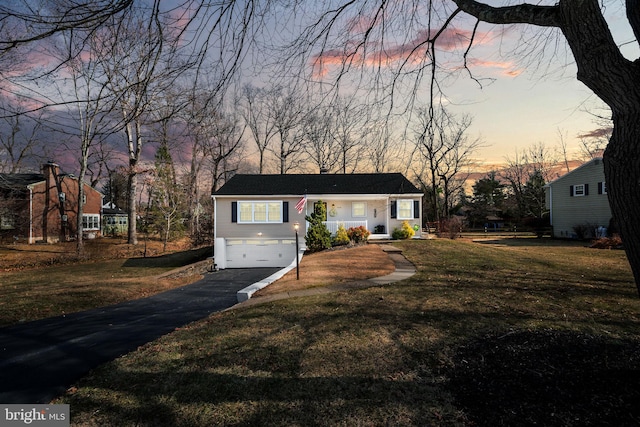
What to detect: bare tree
<box><xmin>242</xmin><ymin>85</ymin><xmax>279</xmax><ymax>174</ymax></box>
<box><xmin>54</xmin><ymin>29</ymin><xmax>119</xmax><ymax>255</ymax></box>
<box><xmin>268</xmin><ymin>87</ymin><xmax>306</xmax><ymax>174</ymax></box>
<box><xmin>181</xmin><ymin>87</ymin><xmax>244</xmax><ymax>238</ymax></box>
<box><xmin>501</xmin><ymin>149</ymin><xmax>529</xmax><ymax>221</ymax></box>
<box><xmin>0</xmin><ymin>1</ymin><xmax>133</xmax><ymax>54</ymax></box>
<box><xmin>1</xmin><ymin>0</ymin><xmax>263</xmax><ymax>247</ymax></box>
<box><xmin>332</xmin><ymin>97</ymin><xmax>367</xmax><ymax>174</ymax></box>
<box><xmin>579</xmin><ymin>125</ymin><xmax>611</xmax><ymax>160</ymax></box>
<box><xmin>303</xmin><ymin>104</ymin><xmax>339</xmax><ymax>173</ymax></box>
<box><xmin>362</xmin><ymin>120</ymin><xmax>405</xmax><ymax>173</ymax></box>
<box><xmin>0</xmin><ymin>100</ymin><xmax>45</xmax><ymax>173</ymax></box>
<box><xmin>556</xmin><ymin>128</ymin><xmax>572</xmax><ymax>174</ymax></box>
<box><xmin>413</xmin><ymin>106</ymin><xmax>480</xmax><ymax>223</ymax></box>
<box><xmin>502</xmin><ymin>143</ymin><xmax>556</xmax><ymax>221</ymax></box>
<box><xmin>0</xmin><ymin>1</ymin><xmax>134</xmax><ymax>117</ymax></box>
<box><xmin>92</xmin><ymin>4</ymin><xmax>188</xmax><ymax>245</ymax></box>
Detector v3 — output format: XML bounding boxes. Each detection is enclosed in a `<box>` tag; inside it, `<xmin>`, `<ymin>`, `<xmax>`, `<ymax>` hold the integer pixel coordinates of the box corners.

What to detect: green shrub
<box><xmin>392</xmin><ymin>221</ymin><xmax>415</xmax><ymax>240</ymax></box>
<box><xmin>333</xmin><ymin>224</ymin><xmax>350</xmax><ymax>246</ymax></box>
<box><xmin>305</xmin><ymin>201</ymin><xmax>331</xmax><ymax>252</ymax></box>
<box><xmin>347</xmin><ymin>226</ymin><xmax>370</xmax><ymax>244</ymax></box>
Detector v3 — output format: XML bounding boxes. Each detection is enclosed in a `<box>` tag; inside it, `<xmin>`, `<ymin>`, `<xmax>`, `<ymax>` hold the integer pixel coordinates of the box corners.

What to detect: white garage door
<box><xmin>225</xmin><ymin>238</ymin><xmax>297</xmax><ymax>268</ymax></box>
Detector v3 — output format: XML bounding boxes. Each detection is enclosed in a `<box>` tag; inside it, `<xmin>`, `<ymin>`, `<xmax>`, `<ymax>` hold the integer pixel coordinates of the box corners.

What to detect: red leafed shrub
<box><xmin>590</xmin><ymin>235</ymin><xmax>623</xmax><ymax>249</ymax></box>
<box><xmin>347</xmin><ymin>226</ymin><xmax>371</xmax><ymax>244</ymax></box>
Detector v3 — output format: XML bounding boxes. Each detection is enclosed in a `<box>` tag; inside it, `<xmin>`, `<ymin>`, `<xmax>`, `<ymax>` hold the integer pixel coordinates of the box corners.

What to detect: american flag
<box><xmin>295</xmin><ymin>195</ymin><xmax>307</xmax><ymax>214</ymax></box>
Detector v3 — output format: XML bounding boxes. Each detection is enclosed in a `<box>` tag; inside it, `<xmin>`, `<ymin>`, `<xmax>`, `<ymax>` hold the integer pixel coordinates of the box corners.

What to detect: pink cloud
<box><xmin>464</xmin><ymin>58</ymin><xmax>524</xmax><ymax>77</ymax></box>
<box><xmin>311</xmin><ymin>26</ymin><xmax>496</xmax><ymax>77</ymax></box>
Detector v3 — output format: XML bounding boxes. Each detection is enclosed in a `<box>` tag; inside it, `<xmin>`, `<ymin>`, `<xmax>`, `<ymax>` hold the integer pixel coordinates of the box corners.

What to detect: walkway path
<box><xmin>238</xmin><ymin>246</ymin><xmax>416</xmax><ymax>307</ymax></box>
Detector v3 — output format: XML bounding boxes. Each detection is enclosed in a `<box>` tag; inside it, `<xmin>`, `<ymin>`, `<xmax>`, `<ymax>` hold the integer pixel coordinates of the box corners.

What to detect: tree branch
<box><xmin>627</xmin><ymin>0</ymin><xmax>640</xmax><ymax>47</ymax></box>
<box><xmin>0</xmin><ymin>1</ymin><xmax>133</xmax><ymax>52</ymax></box>
<box><xmin>450</xmin><ymin>0</ymin><xmax>561</xmax><ymax>27</ymax></box>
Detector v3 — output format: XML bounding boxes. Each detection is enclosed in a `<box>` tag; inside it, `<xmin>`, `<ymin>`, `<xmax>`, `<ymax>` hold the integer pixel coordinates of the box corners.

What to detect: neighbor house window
<box><xmin>573</xmin><ymin>184</ymin><xmax>586</xmax><ymax>197</ymax></box>
<box><xmin>598</xmin><ymin>181</ymin><xmax>607</xmax><ymax>195</ymax></box>
<box><xmin>0</xmin><ymin>213</ymin><xmax>15</xmax><ymax>230</ymax></box>
<box><xmin>238</xmin><ymin>201</ymin><xmax>282</xmax><ymax>223</ymax></box>
<box><xmin>397</xmin><ymin>199</ymin><xmax>414</xmax><ymax>219</ymax></box>
<box><xmin>82</xmin><ymin>214</ymin><xmax>100</xmax><ymax>230</ymax></box>
<box><xmin>352</xmin><ymin>202</ymin><xmax>366</xmax><ymax>217</ymax></box>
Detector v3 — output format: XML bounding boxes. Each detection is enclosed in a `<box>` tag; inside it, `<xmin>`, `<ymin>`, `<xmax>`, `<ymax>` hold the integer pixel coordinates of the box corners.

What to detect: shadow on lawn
<box><xmin>446</xmin><ymin>329</ymin><xmax>640</xmax><ymax>427</ymax></box>
<box><xmin>473</xmin><ymin>237</ymin><xmax>588</xmax><ymax>248</ymax></box>
<box><xmin>67</xmin><ymin>367</ymin><xmax>454</xmax><ymax>426</ymax></box>
<box><xmin>122</xmin><ymin>246</ymin><xmax>212</xmax><ymax>269</ymax></box>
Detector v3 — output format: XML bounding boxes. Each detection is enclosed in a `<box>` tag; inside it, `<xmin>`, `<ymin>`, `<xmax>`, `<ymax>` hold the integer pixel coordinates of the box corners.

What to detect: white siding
<box><xmin>547</xmin><ymin>158</ymin><xmax>611</xmax><ymax>238</ymax></box>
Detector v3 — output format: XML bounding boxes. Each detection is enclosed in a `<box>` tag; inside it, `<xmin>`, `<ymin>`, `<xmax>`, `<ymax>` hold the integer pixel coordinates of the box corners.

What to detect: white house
<box><xmin>545</xmin><ymin>158</ymin><xmax>612</xmax><ymax>238</ymax></box>
<box><xmin>212</xmin><ymin>173</ymin><xmax>423</xmax><ymax>268</ymax></box>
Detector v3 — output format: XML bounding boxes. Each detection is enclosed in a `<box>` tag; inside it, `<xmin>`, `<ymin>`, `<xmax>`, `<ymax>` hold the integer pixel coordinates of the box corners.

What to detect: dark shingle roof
<box><xmin>0</xmin><ymin>173</ymin><xmax>44</xmax><ymax>190</ymax></box>
<box><xmin>213</xmin><ymin>173</ymin><xmax>422</xmax><ymax>196</ymax></box>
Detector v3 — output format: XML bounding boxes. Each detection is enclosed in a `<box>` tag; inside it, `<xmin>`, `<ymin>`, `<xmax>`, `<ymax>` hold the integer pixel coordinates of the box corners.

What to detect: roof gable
<box><xmin>0</xmin><ymin>172</ymin><xmax>103</xmax><ymax>195</ymax></box>
<box><xmin>213</xmin><ymin>173</ymin><xmax>422</xmax><ymax>196</ymax></box>
<box><xmin>0</xmin><ymin>173</ymin><xmax>45</xmax><ymax>189</ymax></box>
<box><xmin>546</xmin><ymin>158</ymin><xmax>604</xmax><ymax>187</ymax></box>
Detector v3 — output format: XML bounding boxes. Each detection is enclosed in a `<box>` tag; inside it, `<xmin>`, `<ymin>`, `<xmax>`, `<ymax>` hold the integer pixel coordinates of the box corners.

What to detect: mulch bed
<box><xmin>446</xmin><ymin>329</ymin><xmax>640</xmax><ymax>426</ymax></box>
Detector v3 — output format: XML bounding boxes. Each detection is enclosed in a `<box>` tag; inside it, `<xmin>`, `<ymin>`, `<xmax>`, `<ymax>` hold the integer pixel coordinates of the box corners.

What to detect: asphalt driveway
<box><xmin>0</xmin><ymin>267</ymin><xmax>280</xmax><ymax>404</ymax></box>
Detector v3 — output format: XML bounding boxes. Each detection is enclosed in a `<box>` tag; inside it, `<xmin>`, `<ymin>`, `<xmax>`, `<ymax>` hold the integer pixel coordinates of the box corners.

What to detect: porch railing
<box><xmin>322</xmin><ymin>220</ymin><xmax>368</xmax><ymax>235</ymax></box>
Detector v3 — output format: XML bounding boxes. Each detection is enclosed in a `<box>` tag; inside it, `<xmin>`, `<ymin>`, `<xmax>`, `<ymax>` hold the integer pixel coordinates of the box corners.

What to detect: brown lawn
<box><xmin>253</xmin><ymin>243</ymin><xmax>396</xmax><ymax>296</ymax></box>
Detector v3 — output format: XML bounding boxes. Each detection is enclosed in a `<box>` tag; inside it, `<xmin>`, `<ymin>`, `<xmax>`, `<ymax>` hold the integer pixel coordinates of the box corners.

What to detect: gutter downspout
<box><xmin>29</xmin><ymin>186</ymin><xmax>33</xmax><ymax>244</ymax></box>
<box><xmin>548</xmin><ymin>185</ymin><xmax>553</xmax><ymax>231</ymax></box>
<box><xmin>212</xmin><ymin>196</ymin><xmax>217</xmax><ymax>242</ymax></box>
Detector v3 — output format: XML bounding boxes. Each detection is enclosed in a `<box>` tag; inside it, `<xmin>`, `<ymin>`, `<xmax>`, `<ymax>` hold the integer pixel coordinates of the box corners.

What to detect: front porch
<box><xmin>321</xmin><ymin>220</ymin><xmax>390</xmax><ymax>239</ymax></box>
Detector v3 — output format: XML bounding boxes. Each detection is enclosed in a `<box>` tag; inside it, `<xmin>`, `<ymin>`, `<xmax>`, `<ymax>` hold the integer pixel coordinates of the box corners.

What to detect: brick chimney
<box><xmin>41</xmin><ymin>161</ymin><xmax>64</xmax><ymax>242</ymax></box>
<box><xmin>42</xmin><ymin>161</ymin><xmax>60</xmax><ymax>186</ymax></box>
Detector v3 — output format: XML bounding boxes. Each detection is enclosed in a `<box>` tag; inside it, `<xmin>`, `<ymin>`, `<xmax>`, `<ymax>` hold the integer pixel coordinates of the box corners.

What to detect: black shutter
<box><xmin>584</xmin><ymin>183</ymin><xmax>589</xmax><ymax>196</ymax></box>
<box><xmin>598</xmin><ymin>182</ymin><xmax>603</xmax><ymax>194</ymax></box>
<box><xmin>231</xmin><ymin>201</ymin><xmax>237</xmax><ymax>222</ymax></box>
<box><xmin>413</xmin><ymin>200</ymin><xmax>419</xmax><ymax>219</ymax></box>
<box><xmin>390</xmin><ymin>201</ymin><xmax>397</xmax><ymax>218</ymax></box>
<box><xmin>570</xmin><ymin>185</ymin><xmax>574</xmax><ymax>197</ymax></box>
<box><xmin>283</xmin><ymin>201</ymin><xmax>289</xmax><ymax>222</ymax></box>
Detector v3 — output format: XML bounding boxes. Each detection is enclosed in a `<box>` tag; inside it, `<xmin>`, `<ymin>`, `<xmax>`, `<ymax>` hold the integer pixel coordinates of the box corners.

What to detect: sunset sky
<box><xmin>4</xmin><ymin>2</ymin><xmax>637</xmax><ymax>174</ymax></box>
<box><xmin>280</xmin><ymin>2</ymin><xmax>638</xmax><ymax>165</ymax></box>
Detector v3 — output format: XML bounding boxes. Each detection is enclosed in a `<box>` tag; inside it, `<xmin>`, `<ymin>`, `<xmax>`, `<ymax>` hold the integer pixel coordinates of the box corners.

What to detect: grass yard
<box><xmin>54</xmin><ymin>237</ymin><xmax>640</xmax><ymax>426</ymax></box>
<box><xmin>0</xmin><ymin>239</ymin><xmax>211</xmax><ymax>327</ymax></box>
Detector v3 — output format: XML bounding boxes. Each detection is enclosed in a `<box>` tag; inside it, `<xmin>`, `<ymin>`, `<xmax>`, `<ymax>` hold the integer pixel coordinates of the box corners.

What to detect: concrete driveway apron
<box><xmin>0</xmin><ymin>267</ymin><xmax>280</xmax><ymax>404</ymax></box>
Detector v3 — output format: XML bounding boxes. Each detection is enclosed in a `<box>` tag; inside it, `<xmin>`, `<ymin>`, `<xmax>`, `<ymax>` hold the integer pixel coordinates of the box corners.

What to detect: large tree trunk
<box><xmin>451</xmin><ymin>0</ymin><xmax>640</xmax><ymax>293</ymax></box>
<box><xmin>558</xmin><ymin>1</ymin><xmax>640</xmax><ymax>293</ymax></box>
<box><xmin>127</xmin><ymin>170</ymin><xmax>138</xmax><ymax>245</ymax></box>
<box><xmin>604</xmin><ymin>112</ymin><xmax>640</xmax><ymax>289</ymax></box>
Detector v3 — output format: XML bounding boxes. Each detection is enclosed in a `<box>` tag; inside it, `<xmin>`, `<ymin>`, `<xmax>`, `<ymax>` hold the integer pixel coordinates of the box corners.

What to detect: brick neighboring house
<box><xmin>0</xmin><ymin>162</ymin><xmax>103</xmax><ymax>243</ymax></box>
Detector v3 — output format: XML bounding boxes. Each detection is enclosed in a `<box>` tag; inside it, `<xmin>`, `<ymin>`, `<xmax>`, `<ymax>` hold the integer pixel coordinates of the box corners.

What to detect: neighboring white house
<box><xmin>101</xmin><ymin>202</ymin><xmax>128</xmax><ymax>237</ymax></box>
<box><xmin>545</xmin><ymin>158</ymin><xmax>612</xmax><ymax>238</ymax></box>
<box><xmin>212</xmin><ymin>173</ymin><xmax>423</xmax><ymax>268</ymax></box>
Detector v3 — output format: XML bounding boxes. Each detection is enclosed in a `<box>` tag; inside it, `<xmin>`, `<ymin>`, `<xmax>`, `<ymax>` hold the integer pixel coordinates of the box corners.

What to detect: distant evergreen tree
<box><xmin>466</xmin><ymin>172</ymin><xmax>505</xmax><ymax>228</ymax></box>
<box><xmin>150</xmin><ymin>142</ymin><xmax>186</xmax><ymax>251</ymax></box>
<box><xmin>304</xmin><ymin>201</ymin><xmax>331</xmax><ymax>253</ymax></box>
<box><xmin>522</xmin><ymin>169</ymin><xmax>547</xmax><ymax>219</ymax></box>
